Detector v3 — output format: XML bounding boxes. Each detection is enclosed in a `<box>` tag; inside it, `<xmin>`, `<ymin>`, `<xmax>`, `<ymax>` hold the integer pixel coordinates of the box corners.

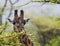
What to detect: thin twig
<box><xmin>1</xmin><ymin>0</ymin><xmax>19</xmax><ymax>31</ymax></box>
<box><xmin>0</xmin><ymin>0</ymin><xmax>7</xmax><ymax>16</ymax></box>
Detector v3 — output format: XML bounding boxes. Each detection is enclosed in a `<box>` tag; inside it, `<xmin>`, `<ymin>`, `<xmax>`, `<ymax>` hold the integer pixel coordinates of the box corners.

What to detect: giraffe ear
<box><xmin>23</xmin><ymin>20</ymin><xmax>26</xmax><ymax>25</ymax></box>
<box><xmin>26</xmin><ymin>19</ymin><xmax>30</xmax><ymax>22</ymax></box>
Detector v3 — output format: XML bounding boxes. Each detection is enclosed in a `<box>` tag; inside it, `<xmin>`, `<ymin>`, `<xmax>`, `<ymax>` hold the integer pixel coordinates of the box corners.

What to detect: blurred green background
<box><xmin>0</xmin><ymin>0</ymin><xmax>60</xmax><ymax>46</ymax></box>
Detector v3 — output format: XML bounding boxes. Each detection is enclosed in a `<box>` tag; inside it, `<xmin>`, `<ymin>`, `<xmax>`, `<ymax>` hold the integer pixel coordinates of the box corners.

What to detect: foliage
<box><xmin>0</xmin><ymin>13</ymin><xmax>60</xmax><ymax>46</ymax></box>
<box><xmin>0</xmin><ymin>0</ymin><xmax>60</xmax><ymax>46</ymax></box>
<box><xmin>25</xmin><ymin>13</ymin><xmax>60</xmax><ymax>46</ymax></box>
<box><xmin>32</xmin><ymin>0</ymin><xmax>60</xmax><ymax>4</ymax></box>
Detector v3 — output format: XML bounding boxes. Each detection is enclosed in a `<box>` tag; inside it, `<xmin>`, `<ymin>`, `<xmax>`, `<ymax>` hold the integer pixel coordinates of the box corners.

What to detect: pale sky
<box><xmin>0</xmin><ymin>0</ymin><xmax>60</xmax><ymax>23</ymax></box>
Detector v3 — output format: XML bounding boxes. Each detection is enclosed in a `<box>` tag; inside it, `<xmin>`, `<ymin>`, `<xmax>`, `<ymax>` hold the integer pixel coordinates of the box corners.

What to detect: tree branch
<box><xmin>0</xmin><ymin>0</ymin><xmax>7</xmax><ymax>16</ymax></box>
<box><xmin>0</xmin><ymin>0</ymin><xmax>19</xmax><ymax>34</ymax></box>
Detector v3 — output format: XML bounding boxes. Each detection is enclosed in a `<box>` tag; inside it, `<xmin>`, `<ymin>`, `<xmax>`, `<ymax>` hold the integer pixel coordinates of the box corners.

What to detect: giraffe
<box><xmin>8</xmin><ymin>10</ymin><xmax>33</xmax><ymax>46</ymax></box>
